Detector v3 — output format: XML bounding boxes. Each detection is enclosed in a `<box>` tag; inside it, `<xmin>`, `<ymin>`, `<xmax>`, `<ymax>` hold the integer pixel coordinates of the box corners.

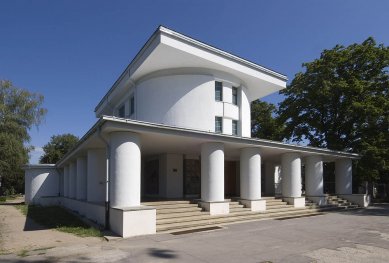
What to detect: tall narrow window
<box><xmin>118</xmin><ymin>104</ymin><xmax>125</xmax><ymax>118</ymax></box>
<box><xmin>215</xmin><ymin>81</ymin><xmax>223</xmax><ymax>101</ymax></box>
<box><xmin>215</xmin><ymin>117</ymin><xmax>223</xmax><ymax>133</ymax></box>
<box><xmin>130</xmin><ymin>95</ymin><xmax>135</xmax><ymax>115</ymax></box>
<box><xmin>232</xmin><ymin>87</ymin><xmax>238</xmax><ymax>105</ymax></box>
<box><xmin>232</xmin><ymin>120</ymin><xmax>238</xmax><ymax>136</ymax></box>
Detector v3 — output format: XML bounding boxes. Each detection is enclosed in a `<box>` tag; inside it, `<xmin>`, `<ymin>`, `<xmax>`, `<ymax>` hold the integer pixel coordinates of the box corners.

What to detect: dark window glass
<box><xmin>232</xmin><ymin>120</ymin><xmax>238</xmax><ymax>135</ymax></box>
<box><xmin>215</xmin><ymin>81</ymin><xmax>223</xmax><ymax>101</ymax></box>
<box><xmin>118</xmin><ymin>105</ymin><xmax>125</xmax><ymax>118</ymax></box>
<box><xmin>215</xmin><ymin>117</ymin><xmax>223</xmax><ymax>133</ymax></box>
<box><xmin>232</xmin><ymin>87</ymin><xmax>238</xmax><ymax>105</ymax></box>
<box><xmin>130</xmin><ymin>95</ymin><xmax>135</xmax><ymax>115</ymax></box>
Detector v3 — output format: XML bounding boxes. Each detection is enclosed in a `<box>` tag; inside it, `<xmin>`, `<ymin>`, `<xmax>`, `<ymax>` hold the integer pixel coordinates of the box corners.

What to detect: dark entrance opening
<box><xmin>183</xmin><ymin>159</ymin><xmax>201</xmax><ymax>198</ymax></box>
<box><xmin>145</xmin><ymin>159</ymin><xmax>159</xmax><ymax>195</ymax></box>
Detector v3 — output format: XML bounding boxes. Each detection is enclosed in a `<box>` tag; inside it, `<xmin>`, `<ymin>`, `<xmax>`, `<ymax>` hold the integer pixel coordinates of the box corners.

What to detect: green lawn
<box><xmin>15</xmin><ymin>204</ymin><xmax>103</xmax><ymax>238</ymax></box>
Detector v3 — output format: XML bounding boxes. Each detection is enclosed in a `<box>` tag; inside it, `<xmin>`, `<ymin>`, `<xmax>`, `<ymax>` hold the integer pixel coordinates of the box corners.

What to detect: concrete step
<box><xmin>142</xmin><ymin>200</ymin><xmax>192</xmax><ymax>206</ymax></box>
<box><xmin>158</xmin><ymin>206</ymin><xmax>310</xmax><ymax>226</ymax></box>
<box><xmin>157</xmin><ymin>209</ymin><xmax>323</xmax><ymax>232</ymax></box>
<box><xmin>157</xmin><ymin>210</ymin><xmax>208</xmax><ymax>219</ymax></box>
<box><xmin>157</xmin><ymin>206</ymin><xmax>203</xmax><ymax>214</ymax></box>
<box><xmin>148</xmin><ymin>203</ymin><xmax>199</xmax><ymax>209</ymax></box>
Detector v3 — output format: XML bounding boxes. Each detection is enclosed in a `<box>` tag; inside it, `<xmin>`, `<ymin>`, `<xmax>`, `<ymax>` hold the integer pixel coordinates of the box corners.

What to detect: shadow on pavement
<box><xmin>148</xmin><ymin>248</ymin><xmax>178</xmax><ymax>259</ymax></box>
<box><xmin>333</xmin><ymin>204</ymin><xmax>389</xmax><ymax>217</ymax></box>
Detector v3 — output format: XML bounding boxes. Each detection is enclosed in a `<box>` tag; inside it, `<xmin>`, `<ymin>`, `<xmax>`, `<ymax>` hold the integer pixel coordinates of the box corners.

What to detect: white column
<box><xmin>201</xmin><ymin>142</ymin><xmax>225</xmax><ymax>202</ymax></box>
<box><xmin>305</xmin><ymin>156</ymin><xmax>324</xmax><ymax>196</ymax></box>
<box><xmin>110</xmin><ymin>132</ymin><xmax>141</xmax><ymax>207</ymax></box>
<box><xmin>239</xmin><ymin>148</ymin><xmax>266</xmax><ymax>211</ymax></box>
<box><xmin>240</xmin><ymin>148</ymin><xmax>262</xmax><ymax>200</ymax></box>
<box><xmin>281</xmin><ymin>153</ymin><xmax>302</xmax><ymax>197</ymax></box>
<box><xmin>87</xmin><ymin>148</ymin><xmax>106</xmax><ymax>203</ymax></box>
<box><xmin>264</xmin><ymin>162</ymin><xmax>275</xmax><ymax>196</ymax></box>
<box><xmin>281</xmin><ymin>152</ymin><xmax>305</xmax><ymax>207</ymax></box>
<box><xmin>76</xmin><ymin>157</ymin><xmax>87</xmax><ymax>200</ymax></box>
<box><xmin>64</xmin><ymin>165</ymin><xmax>69</xmax><ymax>197</ymax></box>
<box><xmin>69</xmin><ymin>162</ymin><xmax>77</xmax><ymax>199</ymax></box>
<box><xmin>335</xmin><ymin>158</ymin><xmax>352</xmax><ymax>195</ymax></box>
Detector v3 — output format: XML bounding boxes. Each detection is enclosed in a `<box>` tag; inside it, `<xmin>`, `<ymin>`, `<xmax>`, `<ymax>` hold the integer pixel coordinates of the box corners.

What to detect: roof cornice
<box><xmin>94</xmin><ymin>25</ymin><xmax>288</xmax><ymax>113</ymax></box>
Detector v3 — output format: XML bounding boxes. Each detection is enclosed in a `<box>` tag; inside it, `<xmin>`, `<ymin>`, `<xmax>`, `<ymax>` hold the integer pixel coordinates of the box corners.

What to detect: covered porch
<box><xmin>26</xmin><ymin>116</ymin><xmax>366</xmax><ymax>238</ymax></box>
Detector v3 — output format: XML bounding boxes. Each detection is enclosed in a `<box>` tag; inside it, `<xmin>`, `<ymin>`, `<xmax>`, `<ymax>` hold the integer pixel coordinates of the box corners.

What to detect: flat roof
<box><xmin>95</xmin><ymin>25</ymin><xmax>288</xmax><ymax>113</ymax></box>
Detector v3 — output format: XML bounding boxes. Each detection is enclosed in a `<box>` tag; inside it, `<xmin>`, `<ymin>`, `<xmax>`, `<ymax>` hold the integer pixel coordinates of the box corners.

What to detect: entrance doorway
<box><xmin>225</xmin><ymin>161</ymin><xmax>239</xmax><ymax>197</ymax></box>
<box><xmin>183</xmin><ymin>159</ymin><xmax>201</xmax><ymax>198</ymax></box>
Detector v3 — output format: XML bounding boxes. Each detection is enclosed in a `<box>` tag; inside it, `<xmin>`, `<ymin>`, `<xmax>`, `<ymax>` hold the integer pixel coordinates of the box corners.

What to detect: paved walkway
<box><xmin>1</xmin><ymin>202</ymin><xmax>389</xmax><ymax>262</ymax></box>
<box><xmin>0</xmin><ymin>198</ymin><xmax>101</xmax><ymax>255</ymax></box>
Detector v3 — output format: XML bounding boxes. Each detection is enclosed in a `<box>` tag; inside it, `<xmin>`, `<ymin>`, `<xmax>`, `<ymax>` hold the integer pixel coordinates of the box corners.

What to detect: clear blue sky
<box><xmin>0</xmin><ymin>0</ymin><xmax>388</xmax><ymax>163</ymax></box>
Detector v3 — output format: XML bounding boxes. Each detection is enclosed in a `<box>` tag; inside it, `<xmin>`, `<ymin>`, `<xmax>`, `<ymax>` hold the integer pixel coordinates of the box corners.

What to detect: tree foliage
<box><xmin>40</xmin><ymin>134</ymin><xmax>79</xmax><ymax>164</ymax></box>
<box><xmin>0</xmin><ymin>80</ymin><xmax>47</xmax><ymax>194</ymax></box>
<box><xmin>251</xmin><ymin>100</ymin><xmax>284</xmax><ymax>141</ymax></box>
<box><xmin>278</xmin><ymin>37</ymin><xmax>389</xmax><ymax>182</ymax></box>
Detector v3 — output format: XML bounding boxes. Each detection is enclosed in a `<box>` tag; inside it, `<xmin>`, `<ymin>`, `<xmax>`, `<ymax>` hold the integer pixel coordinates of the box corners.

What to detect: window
<box><xmin>232</xmin><ymin>87</ymin><xmax>238</xmax><ymax>105</ymax></box>
<box><xmin>215</xmin><ymin>117</ymin><xmax>223</xmax><ymax>133</ymax></box>
<box><xmin>118</xmin><ymin>104</ymin><xmax>125</xmax><ymax>118</ymax></box>
<box><xmin>232</xmin><ymin>120</ymin><xmax>238</xmax><ymax>136</ymax></box>
<box><xmin>215</xmin><ymin>81</ymin><xmax>223</xmax><ymax>101</ymax></box>
<box><xmin>130</xmin><ymin>95</ymin><xmax>135</xmax><ymax>115</ymax></box>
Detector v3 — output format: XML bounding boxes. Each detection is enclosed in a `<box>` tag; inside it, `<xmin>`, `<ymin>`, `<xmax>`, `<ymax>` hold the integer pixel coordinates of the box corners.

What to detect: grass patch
<box><xmin>17</xmin><ymin>249</ymin><xmax>29</xmax><ymax>257</ymax></box>
<box><xmin>15</xmin><ymin>204</ymin><xmax>103</xmax><ymax>238</ymax></box>
<box><xmin>0</xmin><ymin>196</ymin><xmax>6</xmax><ymax>202</ymax></box>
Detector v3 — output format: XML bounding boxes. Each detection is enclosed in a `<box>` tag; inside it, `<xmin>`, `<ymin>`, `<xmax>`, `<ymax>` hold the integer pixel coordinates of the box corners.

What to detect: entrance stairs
<box><xmin>143</xmin><ymin>197</ymin><xmax>330</xmax><ymax>233</ymax></box>
<box><xmin>305</xmin><ymin>195</ymin><xmax>359</xmax><ymax>211</ymax></box>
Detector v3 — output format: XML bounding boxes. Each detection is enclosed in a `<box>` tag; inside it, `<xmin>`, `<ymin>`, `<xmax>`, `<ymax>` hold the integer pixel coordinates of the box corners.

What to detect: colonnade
<box><xmin>61</xmin><ymin>131</ymin><xmax>353</xmax><ymax>216</ymax></box>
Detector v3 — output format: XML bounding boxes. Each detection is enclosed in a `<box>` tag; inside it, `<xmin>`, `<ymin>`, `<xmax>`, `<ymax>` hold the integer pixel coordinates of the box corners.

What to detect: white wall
<box><xmin>158</xmin><ymin>154</ymin><xmax>184</xmax><ymax>198</ymax></box>
<box><xmin>87</xmin><ymin>149</ymin><xmax>106</xmax><ymax>204</ymax></box>
<box><xmin>128</xmin><ymin>73</ymin><xmax>251</xmax><ymax>137</ymax></box>
<box><xmin>240</xmin><ymin>87</ymin><xmax>251</xmax><ymax>137</ymax></box>
<box><xmin>137</xmin><ymin>74</ymin><xmax>215</xmax><ymax>132</ymax></box>
<box><xmin>24</xmin><ymin>167</ymin><xmax>59</xmax><ymax>204</ymax></box>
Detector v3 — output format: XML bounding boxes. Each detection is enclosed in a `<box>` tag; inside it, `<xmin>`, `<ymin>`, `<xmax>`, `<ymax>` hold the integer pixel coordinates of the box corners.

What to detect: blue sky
<box><xmin>0</xmin><ymin>0</ymin><xmax>388</xmax><ymax>163</ymax></box>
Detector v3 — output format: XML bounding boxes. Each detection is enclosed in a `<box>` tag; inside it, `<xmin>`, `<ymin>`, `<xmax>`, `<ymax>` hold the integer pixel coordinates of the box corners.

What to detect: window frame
<box><xmin>232</xmin><ymin>87</ymin><xmax>238</xmax><ymax>105</ymax></box>
<box><xmin>215</xmin><ymin>81</ymin><xmax>223</xmax><ymax>101</ymax></box>
<box><xmin>130</xmin><ymin>94</ymin><xmax>135</xmax><ymax>115</ymax></box>
<box><xmin>118</xmin><ymin>104</ymin><xmax>125</xmax><ymax>118</ymax></box>
<box><xmin>232</xmin><ymin>120</ymin><xmax>238</xmax><ymax>136</ymax></box>
<box><xmin>215</xmin><ymin>116</ymin><xmax>223</xmax><ymax>133</ymax></box>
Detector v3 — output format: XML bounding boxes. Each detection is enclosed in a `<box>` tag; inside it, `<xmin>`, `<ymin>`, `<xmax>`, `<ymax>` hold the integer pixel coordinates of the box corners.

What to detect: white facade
<box><xmin>23</xmin><ymin>26</ymin><xmax>364</xmax><ymax>238</ymax></box>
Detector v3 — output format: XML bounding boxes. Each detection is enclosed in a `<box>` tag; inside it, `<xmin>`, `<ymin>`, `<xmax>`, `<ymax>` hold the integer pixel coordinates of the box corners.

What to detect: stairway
<box><xmin>305</xmin><ymin>195</ymin><xmax>360</xmax><ymax>211</ymax></box>
<box><xmin>143</xmin><ymin>197</ymin><xmax>326</xmax><ymax>233</ymax></box>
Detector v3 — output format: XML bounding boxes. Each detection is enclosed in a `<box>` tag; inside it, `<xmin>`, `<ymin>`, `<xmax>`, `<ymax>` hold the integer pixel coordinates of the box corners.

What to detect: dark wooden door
<box><xmin>225</xmin><ymin>161</ymin><xmax>237</xmax><ymax>197</ymax></box>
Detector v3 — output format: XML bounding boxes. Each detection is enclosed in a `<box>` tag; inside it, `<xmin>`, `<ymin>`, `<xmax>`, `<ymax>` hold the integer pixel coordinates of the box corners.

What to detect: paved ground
<box><xmin>1</xmin><ymin>202</ymin><xmax>388</xmax><ymax>262</ymax></box>
<box><xmin>0</xmin><ymin>198</ymin><xmax>101</xmax><ymax>255</ymax></box>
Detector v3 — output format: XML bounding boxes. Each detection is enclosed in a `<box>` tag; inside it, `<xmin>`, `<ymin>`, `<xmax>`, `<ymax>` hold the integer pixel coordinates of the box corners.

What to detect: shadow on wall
<box><xmin>148</xmin><ymin>248</ymin><xmax>178</xmax><ymax>259</ymax></box>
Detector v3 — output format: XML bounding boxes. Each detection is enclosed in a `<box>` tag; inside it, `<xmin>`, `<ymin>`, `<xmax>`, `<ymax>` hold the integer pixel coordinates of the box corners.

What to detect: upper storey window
<box><xmin>215</xmin><ymin>117</ymin><xmax>223</xmax><ymax>133</ymax></box>
<box><xmin>215</xmin><ymin>81</ymin><xmax>223</xmax><ymax>101</ymax></box>
<box><xmin>118</xmin><ymin>104</ymin><xmax>125</xmax><ymax>118</ymax></box>
<box><xmin>130</xmin><ymin>94</ymin><xmax>135</xmax><ymax>115</ymax></box>
<box><xmin>232</xmin><ymin>87</ymin><xmax>238</xmax><ymax>105</ymax></box>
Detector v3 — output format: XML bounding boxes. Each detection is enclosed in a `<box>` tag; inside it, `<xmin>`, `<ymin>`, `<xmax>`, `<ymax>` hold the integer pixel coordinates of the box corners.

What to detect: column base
<box><xmin>199</xmin><ymin>201</ymin><xmax>229</xmax><ymax>215</ymax></box>
<box><xmin>109</xmin><ymin>206</ymin><xmax>156</xmax><ymax>238</ymax></box>
<box><xmin>239</xmin><ymin>199</ymin><xmax>266</xmax><ymax>211</ymax></box>
<box><xmin>338</xmin><ymin>194</ymin><xmax>370</xmax><ymax>207</ymax></box>
<box><xmin>283</xmin><ymin>197</ymin><xmax>305</xmax><ymax>208</ymax></box>
<box><xmin>306</xmin><ymin>196</ymin><xmax>327</xmax><ymax>206</ymax></box>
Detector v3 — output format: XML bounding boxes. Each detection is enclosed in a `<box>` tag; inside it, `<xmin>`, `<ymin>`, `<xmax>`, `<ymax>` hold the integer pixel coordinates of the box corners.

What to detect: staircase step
<box><xmin>157</xmin><ymin>209</ymin><xmax>323</xmax><ymax>232</ymax></box>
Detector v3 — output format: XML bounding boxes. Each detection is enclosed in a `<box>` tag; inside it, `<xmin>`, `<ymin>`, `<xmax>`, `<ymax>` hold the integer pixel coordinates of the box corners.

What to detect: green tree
<box><xmin>251</xmin><ymin>100</ymin><xmax>284</xmax><ymax>141</ymax></box>
<box><xmin>40</xmin><ymin>134</ymin><xmax>79</xmax><ymax>164</ymax></box>
<box><xmin>278</xmin><ymin>37</ymin><xmax>389</xmax><ymax>183</ymax></box>
<box><xmin>0</xmin><ymin>80</ymin><xmax>47</xmax><ymax>194</ymax></box>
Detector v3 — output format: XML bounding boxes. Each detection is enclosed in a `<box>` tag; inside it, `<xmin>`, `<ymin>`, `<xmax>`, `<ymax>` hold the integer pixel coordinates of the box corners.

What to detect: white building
<box><xmin>24</xmin><ymin>26</ymin><xmax>369</xmax><ymax>238</ymax></box>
